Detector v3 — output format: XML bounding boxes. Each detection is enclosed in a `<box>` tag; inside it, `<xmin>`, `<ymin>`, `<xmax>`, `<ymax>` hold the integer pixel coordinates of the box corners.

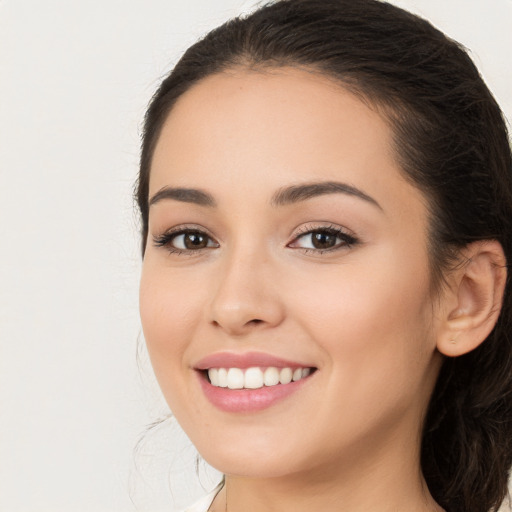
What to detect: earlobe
<box><xmin>437</xmin><ymin>240</ymin><xmax>507</xmax><ymax>358</ymax></box>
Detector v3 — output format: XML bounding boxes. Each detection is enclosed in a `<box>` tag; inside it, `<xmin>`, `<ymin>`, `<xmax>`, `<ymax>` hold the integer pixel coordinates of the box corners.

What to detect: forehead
<box><xmin>153</xmin><ymin>67</ymin><xmax>390</xmax><ymax>162</ymax></box>
<box><xmin>150</xmin><ymin>67</ymin><xmax>425</xmax><ymax>219</ymax></box>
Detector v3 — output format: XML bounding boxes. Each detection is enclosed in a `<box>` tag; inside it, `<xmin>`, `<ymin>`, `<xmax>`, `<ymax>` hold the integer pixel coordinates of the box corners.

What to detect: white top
<box><xmin>182</xmin><ymin>483</ymin><xmax>224</xmax><ymax>512</ymax></box>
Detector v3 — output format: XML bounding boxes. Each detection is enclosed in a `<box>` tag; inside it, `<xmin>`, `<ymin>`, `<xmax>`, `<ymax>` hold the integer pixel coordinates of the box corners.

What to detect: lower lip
<box><xmin>198</xmin><ymin>372</ymin><xmax>311</xmax><ymax>413</ymax></box>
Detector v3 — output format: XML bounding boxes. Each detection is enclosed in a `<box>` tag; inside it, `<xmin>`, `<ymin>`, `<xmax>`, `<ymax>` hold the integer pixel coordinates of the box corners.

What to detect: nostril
<box><xmin>211</xmin><ymin>318</ymin><xmax>263</xmax><ymax>329</ymax></box>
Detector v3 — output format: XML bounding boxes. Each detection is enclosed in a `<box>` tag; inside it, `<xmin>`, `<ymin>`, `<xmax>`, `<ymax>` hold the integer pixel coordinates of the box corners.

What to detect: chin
<box><xmin>203</xmin><ymin>452</ymin><xmax>300</xmax><ymax>479</ymax></box>
<box><xmin>190</xmin><ymin>428</ymin><xmax>308</xmax><ymax>479</ymax></box>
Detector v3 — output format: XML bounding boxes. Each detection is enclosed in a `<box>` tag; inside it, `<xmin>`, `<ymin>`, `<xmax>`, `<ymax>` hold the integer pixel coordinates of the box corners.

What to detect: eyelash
<box><xmin>290</xmin><ymin>224</ymin><xmax>358</xmax><ymax>254</ymax></box>
<box><xmin>153</xmin><ymin>225</ymin><xmax>219</xmax><ymax>256</ymax></box>
<box><xmin>152</xmin><ymin>224</ymin><xmax>358</xmax><ymax>256</ymax></box>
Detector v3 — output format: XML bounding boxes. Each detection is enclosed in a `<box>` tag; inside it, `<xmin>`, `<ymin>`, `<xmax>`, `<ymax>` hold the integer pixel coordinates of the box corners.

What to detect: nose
<box><xmin>209</xmin><ymin>250</ymin><xmax>285</xmax><ymax>336</ymax></box>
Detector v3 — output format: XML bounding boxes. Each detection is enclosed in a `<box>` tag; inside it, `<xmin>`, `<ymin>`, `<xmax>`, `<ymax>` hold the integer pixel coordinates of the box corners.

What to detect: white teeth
<box><xmin>208</xmin><ymin>368</ymin><xmax>219</xmax><ymax>386</ymax></box>
<box><xmin>218</xmin><ymin>368</ymin><xmax>228</xmax><ymax>387</ymax></box>
<box><xmin>244</xmin><ymin>367</ymin><xmax>264</xmax><ymax>389</ymax></box>
<box><xmin>263</xmin><ymin>367</ymin><xmax>280</xmax><ymax>386</ymax></box>
<box><xmin>279</xmin><ymin>367</ymin><xmax>293</xmax><ymax>384</ymax></box>
<box><xmin>227</xmin><ymin>368</ymin><xmax>244</xmax><ymax>389</ymax></box>
<box><xmin>207</xmin><ymin>366</ymin><xmax>313</xmax><ymax>389</ymax></box>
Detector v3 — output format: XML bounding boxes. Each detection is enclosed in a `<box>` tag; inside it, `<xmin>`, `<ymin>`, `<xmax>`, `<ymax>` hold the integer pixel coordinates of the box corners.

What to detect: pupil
<box><xmin>312</xmin><ymin>232</ymin><xmax>336</xmax><ymax>249</ymax></box>
<box><xmin>185</xmin><ymin>232</ymin><xmax>207</xmax><ymax>249</ymax></box>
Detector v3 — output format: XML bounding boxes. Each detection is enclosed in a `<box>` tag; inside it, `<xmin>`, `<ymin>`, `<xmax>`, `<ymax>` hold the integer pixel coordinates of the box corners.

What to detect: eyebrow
<box><xmin>149</xmin><ymin>187</ymin><xmax>217</xmax><ymax>208</ymax></box>
<box><xmin>271</xmin><ymin>181</ymin><xmax>382</xmax><ymax>210</ymax></box>
<box><xmin>148</xmin><ymin>181</ymin><xmax>382</xmax><ymax>211</ymax></box>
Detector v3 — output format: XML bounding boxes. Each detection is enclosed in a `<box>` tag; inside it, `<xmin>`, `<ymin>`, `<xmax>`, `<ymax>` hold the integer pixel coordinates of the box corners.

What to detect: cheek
<box><xmin>287</xmin><ymin>247</ymin><xmax>435</xmax><ymax>393</ymax></box>
<box><xmin>139</xmin><ymin>263</ymin><xmax>205</xmax><ymax>383</ymax></box>
<box><xmin>279</xmin><ymin>257</ymin><xmax>437</xmax><ymax>454</ymax></box>
<box><xmin>139</xmin><ymin>263</ymin><xmax>221</xmax><ymax>427</ymax></box>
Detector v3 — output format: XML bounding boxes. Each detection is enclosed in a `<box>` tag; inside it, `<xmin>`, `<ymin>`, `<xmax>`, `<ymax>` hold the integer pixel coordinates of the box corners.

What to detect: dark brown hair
<box><xmin>136</xmin><ymin>1</ymin><xmax>512</xmax><ymax>510</ymax></box>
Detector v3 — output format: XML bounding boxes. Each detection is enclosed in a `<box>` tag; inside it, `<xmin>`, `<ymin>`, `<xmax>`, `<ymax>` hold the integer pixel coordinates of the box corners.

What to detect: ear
<box><xmin>437</xmin><ymin>240</ymin><xmax>507</xmax><ymax>357</ymax></box>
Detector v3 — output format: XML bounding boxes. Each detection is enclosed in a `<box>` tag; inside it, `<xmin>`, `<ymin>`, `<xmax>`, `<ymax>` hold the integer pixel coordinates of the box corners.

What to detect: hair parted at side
<box><xmin>136</xmin><ymin>1</ymin><xmax>512</xmax><ymax>511</ymax></box>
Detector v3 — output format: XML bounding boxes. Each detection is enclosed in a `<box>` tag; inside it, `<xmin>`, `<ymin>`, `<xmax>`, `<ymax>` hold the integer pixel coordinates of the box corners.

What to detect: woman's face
<box><xmin>140</xmin><ymin>68</ymin><xmax>444</xmax><ymax>479</ymax></box>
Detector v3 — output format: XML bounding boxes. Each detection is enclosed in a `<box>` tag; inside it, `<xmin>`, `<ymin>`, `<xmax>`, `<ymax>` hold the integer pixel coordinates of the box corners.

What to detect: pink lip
<box><xmin>194</xmin><ymin>351</ymin><xmax>316</xmax><ymax>413</ymax></box>
<box><xmin>194</xmin><ymin>351</ymin><xmax>312</xmax><ymax>370</ymax></box>
<box><xmin>197</xmin><ymin>373</ymin><xmax>311</xmax><ymax>413</ymax></box>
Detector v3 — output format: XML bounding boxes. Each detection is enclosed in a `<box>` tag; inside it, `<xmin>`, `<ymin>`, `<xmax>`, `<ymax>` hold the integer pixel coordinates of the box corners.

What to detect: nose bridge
<box><xmin>209</xmin><ymin>239</ymin><xmax>284</xmax><ymax>334</ymax></box>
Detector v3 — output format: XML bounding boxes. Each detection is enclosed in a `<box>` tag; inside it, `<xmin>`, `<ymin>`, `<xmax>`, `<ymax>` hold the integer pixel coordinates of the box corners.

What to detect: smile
<box><xmin>195</xmin><ymin>352</ymin><xmax>317</xmax><ymax>413</ymax></box>
<box><xmin>207</xmin><ymin>366</ymin><xmax>311</xmax><ymax>389</ymax></box>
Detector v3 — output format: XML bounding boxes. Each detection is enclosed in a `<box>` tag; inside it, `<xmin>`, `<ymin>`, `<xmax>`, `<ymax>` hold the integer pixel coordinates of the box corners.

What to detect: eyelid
<box><xmin>153</xmin><ymin>223</ymin><xmax>215</xmax><ymax>239</ymax></box>
<box><xmin>152</xmin><ymin>224</ymin><xmax>220</xmax><ymax>254</ymax></box>
<box><xmin>288</xmin><ymin>223</ymin><xmax>359</xmax><ymax>253</ymax></box>
<box><xmin>151</xmin><ymin>222</ymin><xmax>358</xmax><ymax>256</ymax></box>
<box><xmin>291</xmin><ymin>222</ymin><xmax>356</xmax><ymax>240</ymax></box>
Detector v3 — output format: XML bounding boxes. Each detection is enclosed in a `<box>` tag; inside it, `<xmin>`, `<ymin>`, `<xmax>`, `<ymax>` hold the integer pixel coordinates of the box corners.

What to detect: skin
<box><xmin>139</xmin><ymin>67</ymin><xmax>448</xmax><ymax>511</ymax></box>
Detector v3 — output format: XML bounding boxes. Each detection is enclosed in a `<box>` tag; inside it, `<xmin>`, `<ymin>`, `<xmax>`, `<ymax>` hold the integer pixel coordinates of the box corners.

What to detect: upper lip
<box><xmin>194</xmin><ymin>351</ymin><xmax>315</xmax><ymax>371</ymax></box>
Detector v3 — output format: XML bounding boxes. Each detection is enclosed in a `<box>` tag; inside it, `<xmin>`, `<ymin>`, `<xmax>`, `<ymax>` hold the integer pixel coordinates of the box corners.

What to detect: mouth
<box><xmin>194</xmin><ymin>352</ymin><xmax>317</xmax><ymax>413</ymax></box>
<box><xmin>203</xmin><ymin>366</ymin><xmax>315</xmax><ymax>389</ymax></box>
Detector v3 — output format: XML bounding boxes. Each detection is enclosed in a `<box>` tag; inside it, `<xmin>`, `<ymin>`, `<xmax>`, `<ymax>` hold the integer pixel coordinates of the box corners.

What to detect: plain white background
<box><xmin>1</xmin><ymin>1</ymin><xmax>511</xmax><ymax>511</ymax></box>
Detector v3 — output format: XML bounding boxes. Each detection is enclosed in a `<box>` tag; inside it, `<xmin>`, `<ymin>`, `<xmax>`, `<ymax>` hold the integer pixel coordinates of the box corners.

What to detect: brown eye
<box><xmin>171</xmin><ymin>230</ymin><xmax>219</xmax><ymax>250</ymax></box>
<box><xmin>289</xmin><ymin>227</ymin><xmax>357</xmax><ymax>252</ymax></box>
<box><xmin>153</xmin><ymin>229</ymin><xmax>219</xmax><ymax>252</ymax></box>
<box><xmin>311</xmin><ymin>231</ymin><xmax>338</xmax><ymax>249</ymax></box>
<box><xmin>182</xmin><ymin>232</ymin><xmax>209</xmax><ymax>249</ymax></box>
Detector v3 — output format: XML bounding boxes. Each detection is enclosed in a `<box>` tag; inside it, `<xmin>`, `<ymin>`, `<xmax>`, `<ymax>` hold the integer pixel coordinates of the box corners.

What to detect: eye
<box><xmin>153</xmin><ymin>228</ymin><xmax>219</xmax><ymax>253</ymax></box>
<box><xmin>289</xmin><ymin>226</ymin><xmax>357</xmax><ymax>252</ymax></box>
